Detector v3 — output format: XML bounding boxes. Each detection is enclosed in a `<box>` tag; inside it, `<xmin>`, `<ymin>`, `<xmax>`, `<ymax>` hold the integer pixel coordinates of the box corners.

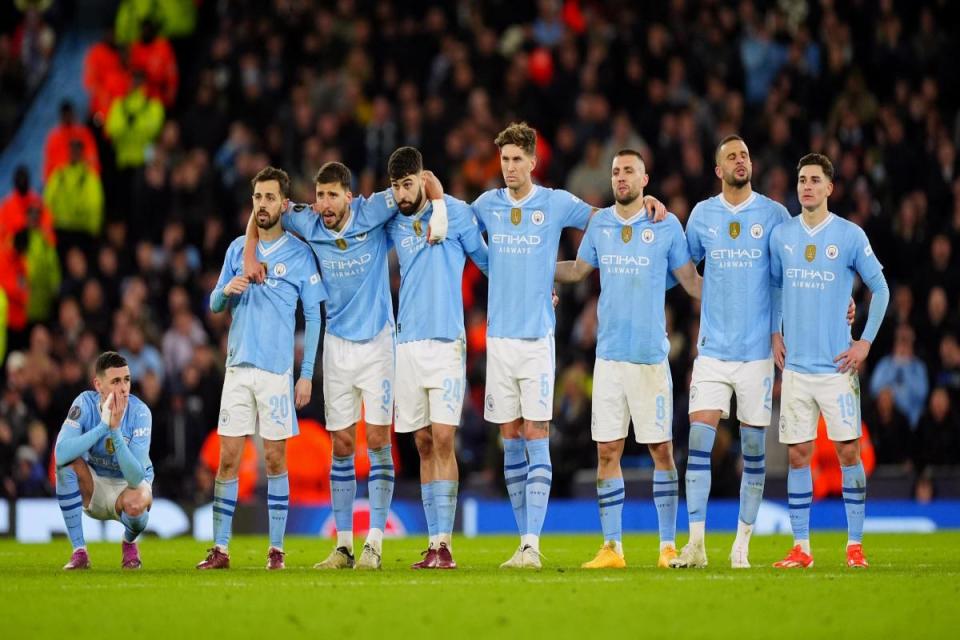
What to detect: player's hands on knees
<box><xmin>422</xmin><ymin>170</ymin><xmax>444</xmax><ymax>200</ymax></box>
<box><xmin>243</xmin><ymin>255</ymin><xmax>265</xmax><ymax>284</ymax></box>
<box><xmin>225</xmin><ymin>275</ymin><xmax>251</xmax><ymax>296</ymax></box>
<box><xmin>772</xmin><ymin>332</ymin><xmax>786</xmax><ymax>370</ymax></box>
<box><xmin>847</xmin><ymin>297</ymin><xmax>856</xmax><ymax>326</ymax></box>
<box><xmin>644</xmin><ymin>194</ymin><xmax>668</xmax><ymax>222</ymax></box>
<box><xmin>295</xmin><ymin>378</ymin><xmax>313</xmax><ymax>409</ymax></box>
<box><xmin>835</xmin><ymin>339</ymin><xmax>870</xmax><ymax>373</ymax></box>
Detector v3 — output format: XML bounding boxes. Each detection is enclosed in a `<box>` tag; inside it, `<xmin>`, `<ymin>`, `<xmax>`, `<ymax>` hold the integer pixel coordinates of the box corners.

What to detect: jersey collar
<box><xmin>505</xmin><ymin>184</ymin><xmax>539</xmax><ymax>207</ymax></box>
<box><xmin>800</xmin><ymin>212</ymin><xmax>835</xmax><ymax>237</ymax></box>
<box><xmin>719</xmin><ymin>191</ymin><xmax>756</xmax><ymax>214</ymax></box>
<box><xmin>613</xmin><ymin>207</ymin><xmax>646</xmax><ymax>226</ymax></box>
<box><xmin>258</xmin><ymin>233</ymin><xmax>289</xmax><ymax>256</ymax></box>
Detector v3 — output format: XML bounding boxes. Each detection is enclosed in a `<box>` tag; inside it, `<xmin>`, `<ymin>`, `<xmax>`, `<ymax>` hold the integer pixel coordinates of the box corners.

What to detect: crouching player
<box><xmin>54</xmin><ymin>351</ymin><xmax>154</xmax><ymax>570</ymax></box>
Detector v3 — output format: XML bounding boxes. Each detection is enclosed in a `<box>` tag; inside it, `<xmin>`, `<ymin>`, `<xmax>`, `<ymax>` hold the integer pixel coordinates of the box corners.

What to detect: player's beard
<box><xmin>397</xmin><ymin>187</ymin><xmax>424</xmax><ymax>216</ymax></box>
<box><xmin>255</xmin><ymin>207</ymin><xmax>282</xmax><ymax>230</ymax></box>
<box><xmin>322</xmin><ymin>202</ymin><xmax>349</xmax><ymax>229</ymax></box>
<box><xmin>615</xmin><ymin>187</ymin><xmax>641</xmax><ymax>206</ymax></box>
<box><xmin>723</xmin><ymin>167</ymin><xmax>752</xmax><ymax>188</ymax></box>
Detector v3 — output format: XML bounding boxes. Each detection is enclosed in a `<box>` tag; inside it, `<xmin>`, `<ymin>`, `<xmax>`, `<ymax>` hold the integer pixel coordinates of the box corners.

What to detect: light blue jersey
<box><xmin>213</xmin><ymin>233</ymin><xmax>327</xmax><ymax>374</ymax></box>
<box><xmin>578</xmin><ymin>208</ymin><xmax>691</xmax><ymax>364</ymax></box>
<box><xmin>472</xmin><ymin>185</ymin><xmax>593</xmax><ymax>339</ymax></box>
<box><xmin>386</xmin><ymin>195</ymin><xmax>489</xmax><ymax>344</ymax></box>
<box><xmin>58</xmin><ymin>391</ymin><xmax>153</xmax><ymax>483</ymax></box>
<box><xmin>770</xmin><ymin>213</ymin><xmax>884</xmax><ymax>374</ymax></box>
<box><xmin>283</xmin><ymin>191</ymin><xmax>396</xmax><ymax>341</ymax></box>
<box><xmin>687</xmin><ymin>192</ymin><xmax>791</xmax><ymax>361</ymax></box>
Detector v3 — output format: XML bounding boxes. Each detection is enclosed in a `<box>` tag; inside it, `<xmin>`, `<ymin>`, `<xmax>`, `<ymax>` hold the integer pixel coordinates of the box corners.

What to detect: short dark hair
<box><xmin>95</xmin><ymin>351</ymin><xmax>128</xmax><ymax>376</ymax></box>
<box><xmin>314</xmin><ymin>162</ymin><xmax>352</xmax><ymax>189</ymax></box>
<box><xmin>614</xmin><ymin>148</ymin><xmax>645</xmax><ymax>165</ymax></box>
<box><xmin>251</xmin><ymin>166</ymin><xmax>291</xmax><ymax>198</ymax></box>
<box><xmin>387</xmin><ymin>147</ymin><xmax>423</xmax><ymax>181</ymax></box>
<box><xmin>715</xmin><ymin>134</ymin><xmax>745</xmax><ymax>162</ymax></box>
<box><xmin>494</xmin><ymin>122</ymin><xmax>537</xmax><ymax>156</ymax></box>
<box><xmin>797</xmin><ymin>153</ymin><xmax>835</xmax><ymax>181</ymax></box>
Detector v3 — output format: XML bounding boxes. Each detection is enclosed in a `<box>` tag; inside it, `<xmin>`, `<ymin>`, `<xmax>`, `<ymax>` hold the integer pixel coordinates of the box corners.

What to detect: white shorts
<box><xmin>484</xmin><ymin>335</ymin><xmax>555</xmax><ymax>423</ymax></box>
<box><xmin>323</xmin><ymin>324</ymin><xmax>395</xmax><ymax>430</ymax></box>
<box><xmin>83</xmin><ymin>467</ymin><xmax>151</xmax><ymax>522</ymax></box>
<box><xmin>395</xmin><ymin>336</ymin><xmax>466</xmax><ymax>433</ymax></box>
<box><xmin>779</xmin><ymin>369</ymin><xmax>862</xmax><ymax>444</ymax></box>
<box><xmin>592</xmin><ymin>358</ymin><xmax>673</xmax><ymax>444</ymax></box>
<box><xmin>688</xmin><ymin>356</ymin><xmax>774</xmax><ymax>426</ymax></box>
<box><xmin>218</xmin><ymin>365</ymin><xmax>298</xmax><ymax>440</ymax></box>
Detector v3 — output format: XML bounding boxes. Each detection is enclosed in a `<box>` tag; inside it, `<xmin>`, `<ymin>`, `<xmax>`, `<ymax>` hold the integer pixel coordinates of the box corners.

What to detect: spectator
<box><xmin>865</xmin><ymin>388</ymin><xmax>914</xmax><ymax>466</ymax></box>
<box><xmin>870</xmin><ymin>324</ymin><xmax>929</xmax><ymax>429</ymax></box>
<box><xmin>105</xmin><ymin>71</ymin><xmax>165</xmax><ymax>170</ymax></box>
<box><xmin>915</xmin><ymin>388</ymin><xmax>960</xmax><ymax>470</ymax></box>
<box><xmin>43</xmin><ymin>137</ymin><xmax>105</xmax><ymax>252</ymax></box>
<box><xmin>129</xmin><ymin>20</ymin><xmax>178</xmax><ymax>108</ymax></box>
<box><xmin>42</xmin><ymin>101</ymin><xmax>100</xmax><ymax>181</ymax></box>
<box><xmin>0</xmin><ymin>166</ymin><xmax>55</xmax><ymax>246</ymax></box>
<box><xmin>118</xmin><ymin>324</ymin><xmax>164</xmax><ymax>381</ymax></box>
<box><xmin>19</xmin><ymin>202</ymin><xmax>61</xmax><ymax>324</ymax></box>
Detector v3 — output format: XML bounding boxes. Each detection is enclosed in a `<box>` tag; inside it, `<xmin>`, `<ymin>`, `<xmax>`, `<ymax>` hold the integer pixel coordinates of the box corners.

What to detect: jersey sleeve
<box><xmin>576</xmin><ymin>224</ymin><xmax>599</xmax><ymax>267</ymax></box>
<box><xmin>361</xmin><ymin>190</ymin><xmax>399</xmax><ymax>228</ymax></box>
<box><xmin>298</xmin><ymin>251</ymin><xmax>328</xmax><ymax>314</ymax></box>
<box><xmin>850</xmin><ymin>225</ymin><xmax>883</xmax><ymax>282</ymax></box>
<box><xmin>127</xmin><ymin>403</ymin><xmax>153</xmax><ymax>482</ymax></box>
<box><xmin>769</xmin><ymin>226</ymin><xmax>784</xmax><ymax>287</ymax></box>
<box><xmin>686</xmin><ymin>204</ymin><xmax>706</xmax><ymax>263</ymax></box>
<box><xmin>54</xmin><ymin>394</ymin><xmax>107</xmax><ymax>466</ymax></box>
<box><xmin>558</xmin><ymin>189</ymin><xmax>593</xmax><ymax>230</ymax></box>
<box><xmin>453</xmin><ymin>200</ymin><xmax>489</xmax><ymax>273</ymax></box>
<box><xmin>471</xmin><ymin>191</ymin><xmax>491</xmax><ymax>232</ymax></box>
<box><xmin>281</xmin><ymin>203</ymin><xmax>316</xmax><ymax>237</ymax></box>
<box><xmin>211</xmin><ymin>241</ymin><xmax>240</xmax><ymax>312</ymax></box>
<box><xmin>666</xmin><ymin>216</ymin><xmax>692</xmax><ymax>271</ymax></box>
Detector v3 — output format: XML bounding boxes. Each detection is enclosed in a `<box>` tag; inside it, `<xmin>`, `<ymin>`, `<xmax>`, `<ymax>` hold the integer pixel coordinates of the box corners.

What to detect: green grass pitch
<box><xmin>1</xmin><ymin>532</ymin><xmax>957</xmax><ymax>639</ymax></box>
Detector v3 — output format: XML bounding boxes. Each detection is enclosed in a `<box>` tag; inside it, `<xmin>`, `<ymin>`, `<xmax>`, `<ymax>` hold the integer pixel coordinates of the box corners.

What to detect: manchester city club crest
<box><xmin>335</xmin><ymin>238</ymin><xmax>348</xmax><ymax>250</ymax></box>
<box><xmin>750</xmin><ymin>223</ymin><xmax>763</xmax><ymax>239</ymax></box>
<box><xmin>531</xmin><ymin>210</ymin><xmax>545</xmax><ymax>225</ymax></box>
<box><xmin>729</xmin><ymin>221</ymin><xmax>740</xmax><ymax>238</ymax></box>
<box><xmin>641</xmin><ymin>228</ymin><xmax>655</xmax><ymax>244</ymax></box>
<box><xmin>273</xmin><ymin>263</ymin><xmax>287</xmax><ymax>277</ymax></box>
<box><xmin>413</xmin><ymin>220</ymin><xmax>423</xmax><ymax>236</ymax></box>
<box><xmin>356</xmin><ymin>232</ymin><xmax>368</xmax><ymax>242</ymax></box>
<box><xmin>826</xmin><ymin>244</ymin><xmax>839</xmax><ymax>259</ymax></box>
<box><xmin>511</xmin><ymin>207</ymin><xmax>522</xmax><ymax>225</ymax></box>
<box><xmin>805</xmin><ymin>244</ymin><xmax>817</xmax><ymax>262</ymax></box>
<box><xmin>621</xmin><ymin>226</ymin><xmax>633</xmax><ymax>243</ymax></box>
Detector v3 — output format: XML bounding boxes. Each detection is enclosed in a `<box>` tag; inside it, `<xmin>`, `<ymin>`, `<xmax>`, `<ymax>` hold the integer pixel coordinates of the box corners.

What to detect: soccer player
<box><xmin>242</xmin><ymin>162</ymin><xmax>445</xmax><ymax>570</ymax></box>
<box><xmin>54</xmin><ymin>351</ymin><xmax>153</xmax><ymax>570</ymax></box>
<box><xmin>555</xmin><ymin>150</ymin><xmax>702</xmax><ymax>569</ymax></box>
<box><xmin>197</xmin><ymin>166</ymin><xmax>326</xmax><ymax>570</ymax></box>
<box><xmin>769</xmin><ymin>153</ymin><xmax>888</xmax><ymax>569</ymax></box>
<box><xmin>669</xmin><ymin>135</ymin><xmax>792</xmax><ymax>569</ymax></box>
<box><xmin>472</xmin><ymin>122</ymin><xmax>665</xmax><ymax>568</ymax></box>
<box><xmin>385</xmin><ymin>147</ymin><xmax>488</xmax><ymax>569</ymax></box>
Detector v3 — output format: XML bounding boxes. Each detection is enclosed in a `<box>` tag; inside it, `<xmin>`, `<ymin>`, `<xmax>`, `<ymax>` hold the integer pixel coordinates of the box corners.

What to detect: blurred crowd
<box><xmin>1</xmin><ymin>0</ymin><xmax>959</xmax><ymax>503</ymax></box>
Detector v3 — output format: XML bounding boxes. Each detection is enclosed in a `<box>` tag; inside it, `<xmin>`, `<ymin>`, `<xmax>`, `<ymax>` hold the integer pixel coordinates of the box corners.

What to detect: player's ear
<box><xmin>281</xmin><ymin>197</ymin><xmax>289</xmax><ymax>211</ymax></box>
<box><xmin>826</xmin><ymin>181</ymin><xmax>834</xmax><ymax>197</ymax></box>
<box><xmin>641</xmin><ymin>173</ymin><xmax>649</xmax><ymax>188</ymax></box>
<box><xmin>529</xmin><ymin>154</ymin><xmax>537</xmax><ymax>172</ymax></box>
<box><xmin>344</xmin><ymin>190</ymin><xmax>353</xmax><ymax>204</ymax></box>
<box><xmin>714</xmin><ymin>165</ymin><xmax>722</xmax><ymax>180</ymax></box>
